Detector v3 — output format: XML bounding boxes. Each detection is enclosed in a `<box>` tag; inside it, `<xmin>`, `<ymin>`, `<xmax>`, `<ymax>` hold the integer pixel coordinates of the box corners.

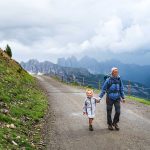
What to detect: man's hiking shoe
<box><xmin>113</xmin><ymin>123</ymin><xmax>119</xmax><ymax>131</ymax></box>
<box><xmin>89</xmin><ymin>125</ymin><xmax>94</xmax><ymax>131</ymax></box>
<box><xmin>108</xmin><ymin>125</ymin><xmax>114</xmax><ymax>130</ymax></box>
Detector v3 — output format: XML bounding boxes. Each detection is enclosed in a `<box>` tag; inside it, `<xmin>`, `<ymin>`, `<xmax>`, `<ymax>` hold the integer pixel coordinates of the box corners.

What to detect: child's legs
<box><xmin>89</xmin><ymin>118</ymin><xmax>94</xmax><ymax>125</ymax></box>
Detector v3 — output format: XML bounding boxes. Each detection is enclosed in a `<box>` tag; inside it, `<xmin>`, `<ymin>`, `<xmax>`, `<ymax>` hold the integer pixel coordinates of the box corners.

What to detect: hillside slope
<box><xmin>0</xmin><ymin>49</ymin><xmax>47</xmax><ymax>149</ymax></box>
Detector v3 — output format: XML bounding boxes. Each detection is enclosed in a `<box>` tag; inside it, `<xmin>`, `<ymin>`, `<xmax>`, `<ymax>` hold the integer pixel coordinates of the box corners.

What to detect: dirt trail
<box><xmin>36</xmin><ymin>75</ymin><xmax>150</xmax><ymax>150</ymax></box>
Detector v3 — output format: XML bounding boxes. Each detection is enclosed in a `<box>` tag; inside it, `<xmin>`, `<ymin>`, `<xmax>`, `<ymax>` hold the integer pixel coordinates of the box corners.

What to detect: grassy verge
<box><xmin>0</xmin><ymin>57</ymin><xmax>47</xmax><ymax>149</ymax></box>
<box><xmin>127</xmin><ymin>96</ymin><xmax>150</xmax><ymax>105</ymax></box>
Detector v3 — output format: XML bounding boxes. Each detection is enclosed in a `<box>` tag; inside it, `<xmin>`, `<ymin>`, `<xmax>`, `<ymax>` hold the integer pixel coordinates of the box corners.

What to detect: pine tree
<box><xmin>5</xmin><ymin>44</ymin><xmax>12</xmax><ymax>58</ymax></box>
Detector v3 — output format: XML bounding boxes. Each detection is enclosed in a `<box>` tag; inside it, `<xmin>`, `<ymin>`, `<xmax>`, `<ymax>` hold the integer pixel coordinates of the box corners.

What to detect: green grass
<box><xmin>0</xmin><ymin>54</ymin><xmax>48</xmax><ymax>149</ymax></box>
<box><xmin>127</xmin><ymin>96</ymin><xmax>150</xmax><ymax>105</ymax></box>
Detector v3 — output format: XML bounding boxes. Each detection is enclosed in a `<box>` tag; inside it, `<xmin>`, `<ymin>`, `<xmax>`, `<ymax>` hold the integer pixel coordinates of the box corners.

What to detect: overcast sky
<box><xmin>0</xmin><ymin>0</ymin><xmax>150</xmax><ymax>65</ymax></box>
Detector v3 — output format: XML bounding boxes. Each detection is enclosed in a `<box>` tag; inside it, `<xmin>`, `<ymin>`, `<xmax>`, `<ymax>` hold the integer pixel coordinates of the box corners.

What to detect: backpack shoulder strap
<box><xmin>118</xmin><ymin>77</ymin><xmax>122</xmax><ymax>88</ymax></box>
<box><xmin>106</xmin><ymin>77</ymin><xmax>112</xmax><ymax>92</ymax></box>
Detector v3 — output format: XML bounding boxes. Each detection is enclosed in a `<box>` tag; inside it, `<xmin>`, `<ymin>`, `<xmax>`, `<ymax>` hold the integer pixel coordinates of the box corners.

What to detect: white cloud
<box><xmin>81</xmin><ymin>16</ymin><xmax>150</xmax><ymax>53</ymax></box>
<box><xmin>0</xmin><ymin>0</ymin><xmax>150</xmax><ymax>64</ymax></box>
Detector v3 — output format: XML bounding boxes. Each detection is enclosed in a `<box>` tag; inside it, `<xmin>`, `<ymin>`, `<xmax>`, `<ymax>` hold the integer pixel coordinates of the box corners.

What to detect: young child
<box><xmin>83</xmin><ymin>89</ymin><xmax>100</xmax><ymax>131</ymax></box>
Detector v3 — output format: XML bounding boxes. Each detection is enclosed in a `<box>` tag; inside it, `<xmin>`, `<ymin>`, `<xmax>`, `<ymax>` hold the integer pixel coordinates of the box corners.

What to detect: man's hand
<box><xmin>97</xmin><ymin>97</ymin><xmax>101</xmax><ymax>102</ymax></box>
<box><xmin>121</xmin><ymin>99</ymin><xmax>125</xmax><ymax>103</ymax></box>
<box><xmin>96</xmin><ymin>97</ymin><xmax>101</xmax><ymax>103</ymax></box>
<box><xmin>96</xmin><ymin>99</ymin><xmax>100</xmax><ymax>103</ymax></box>
<box><xmin>93</xmin><ymin>97</ymin><xmax>101</xmax><ymax>103</ymax></box>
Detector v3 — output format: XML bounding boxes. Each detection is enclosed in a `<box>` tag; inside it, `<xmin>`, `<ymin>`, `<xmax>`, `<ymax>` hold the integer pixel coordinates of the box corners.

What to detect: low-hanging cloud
<box><xmin>0</xmin><ymin>0</ymin><xmax>150</xmax><ymax>64</ymax></box>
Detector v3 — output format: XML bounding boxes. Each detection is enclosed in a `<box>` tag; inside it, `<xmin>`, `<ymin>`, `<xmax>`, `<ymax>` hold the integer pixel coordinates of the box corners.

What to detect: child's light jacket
<box><xmin>83</xmin><ymin>97</ymin><xmax>99</xmax><ymax>118</ymax></box>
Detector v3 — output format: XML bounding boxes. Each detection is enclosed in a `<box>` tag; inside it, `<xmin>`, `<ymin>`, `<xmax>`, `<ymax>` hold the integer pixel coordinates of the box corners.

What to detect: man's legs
<box><xmin>113</xmin><ymin>100</ymin><xmax>120</xmax><ymax>124</ymax></box>
<box><xmin>113</xmin><ymin>100</ymin><xmax>120</xmax><ymax>130</ymax></box>
<box><xmin>106</xmin><ymin>98</ymin><xmax>113</xmax><ymax>125</ymax></box>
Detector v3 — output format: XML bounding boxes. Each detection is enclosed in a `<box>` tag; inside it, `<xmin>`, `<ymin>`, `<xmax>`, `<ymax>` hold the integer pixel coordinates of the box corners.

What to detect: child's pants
<box><xmin>106</xmin><ymin>98</ymin><xmax>120</xmax><ymax>125</ymax></box>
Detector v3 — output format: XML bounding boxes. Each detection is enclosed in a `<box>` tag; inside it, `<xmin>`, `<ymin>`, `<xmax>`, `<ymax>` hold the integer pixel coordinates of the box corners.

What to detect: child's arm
<box><xmin>83</xmin><ymin>99</ymin><xmax>88</xmax><ymax>115</ymax></box>
<box><xmin>93</xmin><ymin>97</ymin><xmax>100</xmax><ymax>103</ymax></box>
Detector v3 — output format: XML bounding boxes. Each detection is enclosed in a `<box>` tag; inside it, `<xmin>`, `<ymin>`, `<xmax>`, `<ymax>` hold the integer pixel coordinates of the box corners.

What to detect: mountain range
<box><xmin>57</xmin><ymin>56</ymin><xmax>150</xmax><ymax>87</ymax></box>
<box><xmin>20</xmin><ymin>59</ymin><xmax>90</xmax><ymax>78</ymax></box>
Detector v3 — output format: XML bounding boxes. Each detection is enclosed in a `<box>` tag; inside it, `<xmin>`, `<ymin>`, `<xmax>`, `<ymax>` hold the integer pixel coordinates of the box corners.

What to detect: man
<box><xmin>99</xmin><ymin>67</ymin><xmax>125</xmax><ymax>130</ymax></box>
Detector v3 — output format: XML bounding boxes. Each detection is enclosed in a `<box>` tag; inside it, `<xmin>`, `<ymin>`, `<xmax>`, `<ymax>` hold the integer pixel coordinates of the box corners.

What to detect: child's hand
<box><xmin>83</xmin><ymin>112</ymin><xmax>87</xmax><ymax>115</ymax></box>
<box><xmin>95</xmin><ymin>97</ymin><xmax>101</xmax><ymax>103</ymax></box>
<box><xmin>96</xmin><ymin>99</ymin><xmax>100</xmax><ymax>103</ymax></box>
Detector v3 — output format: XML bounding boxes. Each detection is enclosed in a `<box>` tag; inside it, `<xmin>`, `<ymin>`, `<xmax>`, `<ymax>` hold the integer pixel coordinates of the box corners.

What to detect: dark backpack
<box><xmin>103</xmin><ymin>74</ymin><xmax>110</xmax><ymax>93</ymax></box>
<box><xmin>104</xmin><ymin>73</ymin><xmax>111</xmax><ymax>82</ymax></box>
<box><xmin>103</xmin><ymin>74</ymin><xmax>121</xmax><ymax>93</ymax></box>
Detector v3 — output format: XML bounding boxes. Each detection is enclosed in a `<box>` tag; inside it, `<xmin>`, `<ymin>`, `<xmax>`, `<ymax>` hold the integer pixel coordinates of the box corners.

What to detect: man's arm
<box><xmin>99</xmin><ymin>79</ymin><xmax>109</xmax><ymax>99</ymax></box>
<box><xmin>120</xmin><ymin>79</ymin><xmax>125</xmax><ymax>99</ymax></box>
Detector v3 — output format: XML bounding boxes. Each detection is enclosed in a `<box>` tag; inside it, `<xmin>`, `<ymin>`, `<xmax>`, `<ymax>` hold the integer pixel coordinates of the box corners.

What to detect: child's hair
<box><xmin>86</xmin><ymin>89</ymin><xmax>94</xmax><ymax>94</ymax></box>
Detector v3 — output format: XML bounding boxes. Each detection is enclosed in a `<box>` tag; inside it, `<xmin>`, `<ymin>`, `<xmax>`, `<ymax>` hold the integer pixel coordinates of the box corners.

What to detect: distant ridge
<box><xmin>57</xmin><ymin>56</ymin><xmax>150</xmax><ymax>87</ymax></box>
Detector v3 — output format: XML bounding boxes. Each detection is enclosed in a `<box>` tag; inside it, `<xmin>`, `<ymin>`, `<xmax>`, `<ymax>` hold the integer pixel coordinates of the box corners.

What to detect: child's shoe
<box><xmin>89</xmin><ymin>125</ymin><xmax>94</xmax><ymax>131</ymax></box>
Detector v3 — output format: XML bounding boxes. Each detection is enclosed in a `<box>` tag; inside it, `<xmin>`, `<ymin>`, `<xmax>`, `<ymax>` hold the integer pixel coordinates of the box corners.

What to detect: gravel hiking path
<box><xmin>36</xmin><ymin>75</ymin><xmax>150</xmax><ymax>150</ymax></box>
